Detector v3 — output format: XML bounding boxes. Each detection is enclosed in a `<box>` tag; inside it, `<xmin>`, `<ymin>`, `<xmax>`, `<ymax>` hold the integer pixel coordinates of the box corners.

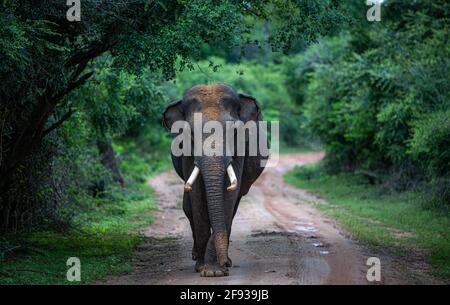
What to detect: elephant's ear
<box><xmin>238</xmin><ymin>94</ymin><xmax>266</xmax><ymax>197</ymax></box>
<box><xmin>239</xmin><ymin>93</ymin><xmax>263</xmax><ymax>122</ymax></box>
<box><xmin>163</xmin><ymin>100</ymin><xmax>184</xmax><ymax>130</ymax></box>
<box><xmin>163</xmin><ymin>100</ymin><xmax>185</xmax><ymax>180</ymax></box>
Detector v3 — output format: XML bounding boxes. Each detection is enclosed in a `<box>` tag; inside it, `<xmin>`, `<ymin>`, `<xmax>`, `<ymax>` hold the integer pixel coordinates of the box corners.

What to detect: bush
<box><xmin>285</xmin><ymin>2</ymin><xmax>450</xmax><ymax>207</ymax></box>
<box><xmin>409</xmin><ymin>110</ymin><xmax>450</xmax><ymax>178</ymax></box>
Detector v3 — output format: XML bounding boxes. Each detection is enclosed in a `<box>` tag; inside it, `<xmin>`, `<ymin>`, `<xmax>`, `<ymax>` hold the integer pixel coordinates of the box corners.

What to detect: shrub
<box><xmin>409</xmin><ymin>109</ymin><xmax>450</xmax><ymax>178</ymax></box>
<box><xmin>284</xmin><ymin>1</ymin><xmax>450</xmax><ymax>206</ymax></box>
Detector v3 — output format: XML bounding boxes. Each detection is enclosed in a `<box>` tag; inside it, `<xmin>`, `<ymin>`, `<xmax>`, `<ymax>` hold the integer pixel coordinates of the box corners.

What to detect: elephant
<box><xmin>162</xmin><ymin>83</ymin><xmax>267</xmax><ymax>277</ymax></box>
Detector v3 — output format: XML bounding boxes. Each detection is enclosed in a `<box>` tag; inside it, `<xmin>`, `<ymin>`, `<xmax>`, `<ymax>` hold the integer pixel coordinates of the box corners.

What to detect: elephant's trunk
<box><xmin>198</xmin><ymin>156</ymin><xmax>229</xmax><ymax>267</ymax></box>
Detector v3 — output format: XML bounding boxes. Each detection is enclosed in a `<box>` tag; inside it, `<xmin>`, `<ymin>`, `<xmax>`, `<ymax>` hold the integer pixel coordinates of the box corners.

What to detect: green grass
<box><xmin>0</xmin><ymin>183</ymin><xmax>156</xmax><ymax>285</ymax></box>
<box><xmin>285</xmin><ymin>162</ymin><xmax>450</xmax><ymax>280</ymax></box>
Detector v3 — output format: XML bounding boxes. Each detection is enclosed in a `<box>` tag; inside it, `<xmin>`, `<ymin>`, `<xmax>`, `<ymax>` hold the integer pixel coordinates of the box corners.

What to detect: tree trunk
<box><xmin>97</xmin><ymin>139</ymin><xmax>125</xmax><ymax>187</ymax></box>
<box><xmin>0</xmin><ymin>45</ymin><xmax>109</xmax><ymax>231</ymax></box>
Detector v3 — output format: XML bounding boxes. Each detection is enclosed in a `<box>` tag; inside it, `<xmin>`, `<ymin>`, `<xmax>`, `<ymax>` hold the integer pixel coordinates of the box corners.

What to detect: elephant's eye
<box><xmin>183</xmin><ymin>98</ymin><xmax>201</xmax><ymax>113</ymax></box>
<box><xmin>222</xmin><ymin>96</ymin><xmax>238</xmax><ymax>109</ymax></box>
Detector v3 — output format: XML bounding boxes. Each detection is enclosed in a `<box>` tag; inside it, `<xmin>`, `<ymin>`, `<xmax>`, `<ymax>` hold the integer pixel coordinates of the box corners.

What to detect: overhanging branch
<box><xmin>65</xmin><ymin>42</ymin><xmax>113</xmax><ymax>68</ymax></box>
<box><xmin>50</xmin><ymin>71</ymin><xmax>95</xmax><ymax>104</ymax></box>
<box><xmin>41</xmin><ymin>109</ymin><xmax>75</xmax><ymax>138</ymax></box>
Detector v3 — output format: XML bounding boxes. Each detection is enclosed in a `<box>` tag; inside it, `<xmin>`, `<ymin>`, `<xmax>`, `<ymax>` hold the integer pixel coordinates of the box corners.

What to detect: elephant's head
<box><xmin>163</xmin><ymin>83</ymin><xmax>263</xmax><ymax>268</ymax></box>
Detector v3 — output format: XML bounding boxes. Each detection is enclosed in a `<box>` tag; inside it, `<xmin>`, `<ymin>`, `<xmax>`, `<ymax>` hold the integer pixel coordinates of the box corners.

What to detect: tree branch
<box><xmin>41</xmin><ymin>109</ymin><xmax>75</xmax><ymax>138</ymax></box>
<box><xmin>69</xmin><ymin>59</ymin><xmax>89</xmax><ymax>83</ymax></box>
<box><xmin>50</xmin><ymin>71</ymin><xmax>95</xmax><ymax>104</ymax></box>
<box><xmin>65</xmin><ymin>42</ymin><xmax>113</xmax><ymax>68</ymax></box>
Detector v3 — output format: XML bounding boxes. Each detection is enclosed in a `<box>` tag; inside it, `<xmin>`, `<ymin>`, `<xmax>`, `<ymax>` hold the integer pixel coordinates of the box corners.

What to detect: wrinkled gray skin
<box><xmin>163</xmin><ymin>83</ymin><xmax>267</xmax><ymax>277</ymax></box>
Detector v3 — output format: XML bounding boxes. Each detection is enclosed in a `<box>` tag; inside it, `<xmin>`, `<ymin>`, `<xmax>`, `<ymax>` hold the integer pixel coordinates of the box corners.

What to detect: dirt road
<box><xmin>101</xmin><ymin>153</ymin><xmax>426</xmax><ymax>285</ymax></box>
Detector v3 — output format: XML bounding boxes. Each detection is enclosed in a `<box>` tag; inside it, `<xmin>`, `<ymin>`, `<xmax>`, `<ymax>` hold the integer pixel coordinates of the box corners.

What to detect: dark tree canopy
<box><xmin>0</xmin><ymin>0</ymin><xmax>351</xmax><ymax>231</ymax></box>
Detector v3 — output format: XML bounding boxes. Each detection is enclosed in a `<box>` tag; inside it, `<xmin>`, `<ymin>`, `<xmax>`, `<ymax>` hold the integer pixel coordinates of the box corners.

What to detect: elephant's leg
<box><xmin>200</xmin><ymin>234</ymin><xmax>230</xmax><ymax>277</ymax></box>
<box><xmin>190</xmin><ymin>193</ymin><xmax>211</xmax><ymax>273</ymax></box>
<box><xmin>182</xmin><ymin>193</ymin><xmax>198</xmax><ymax>261</ymax></box>
<box><xmin>222</xmin><ymin>195</ymin><xmax>242</xmax><ymax>268</ymax></box>
<box><xmin>231</xmin><ymin>195</ymin><xmax>242</xmax><ymax>221</ymax></box>
<box><xmin>200</xmin><ymin>197</ymin><xmax>238</xmax><ymax>277</ymax></box>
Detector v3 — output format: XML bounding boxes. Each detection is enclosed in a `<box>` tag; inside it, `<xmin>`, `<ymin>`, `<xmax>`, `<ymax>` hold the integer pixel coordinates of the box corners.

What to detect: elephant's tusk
<box><xmin>184</xmin><ymin>166</ymin><xmax>200</xmax><ymax>192</ymax></box>
<box><xmin>226</xmin><ymin>164</ymin><xmax>238</xmax><ymax>192</ymax></box>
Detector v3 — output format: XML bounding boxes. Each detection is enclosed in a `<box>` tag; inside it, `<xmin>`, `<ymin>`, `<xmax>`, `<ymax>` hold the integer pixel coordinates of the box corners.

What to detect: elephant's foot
<box><xmin>194</xmin><ymin>259</ymin><xmax>205</xmax><ymax>272</ymax></box>
<box><xmin>226</xmin><ymin>256</ymin><xmax>232</xmax><ymax>267</ymax></box>
<box><xmin>199</xmin><ymin>263</ymin><xmax>229</xmax><ymax>277</ymax></box>
<box><xmin>195</xmin><ymin>256</ymin><xmax>231</xmax><ymax>274</ymax></box>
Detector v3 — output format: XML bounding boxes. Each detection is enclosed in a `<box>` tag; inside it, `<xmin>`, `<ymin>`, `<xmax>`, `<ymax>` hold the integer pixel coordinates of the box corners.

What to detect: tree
<box><xmin>0</xmin><ymin>0</ymin><xmax>352</xmax><ymax>230</ymax></box>
<box><xmin>285</xmin><ymin>0</ymin><xmax>450</xmax><ymax>206</ymax></box>
<box><xmin>72</xmin><ymin>58</ymin><xmax>166</xmax><ymax>186</ymax></box>
<box><xmin>0</xmin><ymin>0</ymin><xmax>255</xmax><ymax>230</ymax></box>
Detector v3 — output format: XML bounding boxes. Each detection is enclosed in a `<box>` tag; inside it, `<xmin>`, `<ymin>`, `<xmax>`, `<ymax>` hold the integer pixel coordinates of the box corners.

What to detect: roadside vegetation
<box><xmin>285</xmin><ymin>163</ymin><xmax>450</xmax><ymax>280</ymax></box>
<box><xmin>283</xmin><ymin>1</ymin><xmax>449</xmax><ymax>281</ymax></box>
<box><xmin>0</xmin><ymin>148</ymin><xmax>165</xmax><ymax>284</ymax></box>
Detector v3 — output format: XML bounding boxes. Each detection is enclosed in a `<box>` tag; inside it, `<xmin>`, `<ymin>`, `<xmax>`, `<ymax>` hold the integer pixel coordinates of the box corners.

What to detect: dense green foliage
<box><xmin>0</xmin><ymin>0</ymin><xmax>257</xmax><ymax>231</ymax></box>
<box><xmin>285</xmin><ymin>0</ymin><xmax>450</xmax><ymax>207</ymax></box>
<box><xmin>0</xmin><ymin>0</ymin><xmax>346</xmax><ymax>231</ymax></box>
<box><xmin>0</xmin><ymin>183</ymin><xmax>157</xmax><ymax>284</ymax></box>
